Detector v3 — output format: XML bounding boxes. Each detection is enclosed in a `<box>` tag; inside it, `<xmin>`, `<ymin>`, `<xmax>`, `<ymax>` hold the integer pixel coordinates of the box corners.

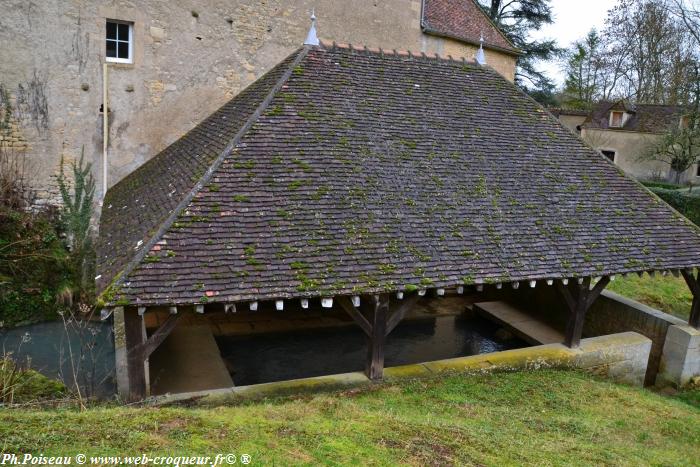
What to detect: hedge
<box><xmin>649</xmin><ymin>187</ymin><xmax>700</xmax><ymax>226</ymax></box>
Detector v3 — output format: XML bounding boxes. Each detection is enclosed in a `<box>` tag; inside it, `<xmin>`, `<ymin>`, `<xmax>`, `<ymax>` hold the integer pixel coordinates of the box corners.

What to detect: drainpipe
<box><xmin>102</xmin><ymin>62</ymin><xmax>109</xmax><ymax>200</ymax></box>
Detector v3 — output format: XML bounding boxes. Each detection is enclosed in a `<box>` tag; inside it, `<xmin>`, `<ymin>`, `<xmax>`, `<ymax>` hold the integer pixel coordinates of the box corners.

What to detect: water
<box><xmin>0</xmin><ymin>320</ymin><xmax>116</xmax><ymax>399</ymax></box>
<box><xmin>216</xmin><ymin>315</ymin><xmax>526</xmax><ymax>386</ymax></box>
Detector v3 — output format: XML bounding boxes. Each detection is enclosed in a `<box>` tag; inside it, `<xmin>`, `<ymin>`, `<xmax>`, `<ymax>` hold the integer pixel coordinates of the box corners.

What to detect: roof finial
<box><xmin>476</xmin><ymin>33</ymin><xmax>486</xmax><ymax>65</ymax></box>
<box><xmin>304</xmin><ymin>9</ymin><xmax>319</xmax><ymax>46</ymax></box>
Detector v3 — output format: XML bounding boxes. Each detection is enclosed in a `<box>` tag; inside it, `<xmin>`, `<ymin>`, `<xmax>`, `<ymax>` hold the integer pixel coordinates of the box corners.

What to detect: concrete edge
<box><xmin>148</xmin><ymin>331</ymin><xmax>652</xmax><ymax>407</ymax></box>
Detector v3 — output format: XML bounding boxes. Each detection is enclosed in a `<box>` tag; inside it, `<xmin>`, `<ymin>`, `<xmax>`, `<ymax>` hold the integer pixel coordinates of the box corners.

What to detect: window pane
<box><xmin>106</xmin><ymin>21</ymin><xmax>117</xmax><ymax>40</ymax></box>
<box><xmin>118</xmin><ymin>23</ymin><xmax>129</xmax><ymax>41</ymax></box>
<box><xmin>118</xmin><ymin>41</ymin><xmax>129</xmax><ymax>59</ymax></box>
<box><xmin>611</xmin><ymin>112</ymin><xmax>623</xmax><ymax>127</ymax></box>
<box><xmin>106</xmin><ymin>40</ymin><xmax>117</xmax><ymax>57</ymax></box>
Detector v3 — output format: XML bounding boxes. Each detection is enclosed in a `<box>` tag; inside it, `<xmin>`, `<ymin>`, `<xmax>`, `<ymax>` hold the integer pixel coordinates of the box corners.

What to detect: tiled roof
<box><xmin>549</xmin><ymin>108</ymin><xmax>590</xmax><ymax>117</ymax></box>
<box><xmin>98</xmin><ymin>43</ymin><xmax>700</xmax><ymax>307</ymax></box>
<box><xmin>96</xmin><ymin>50</ymin><xmax>304</xmax><ymax>294</ymax></box>
<box><xmin>421</xmin><ymin>0</ymin><xmax>519</xmax><ymax>55</ymax></box>
<box><xmin>583</xmin><ymin>101</ymin><xmax>687</xmax><ymax>133</ymax></box>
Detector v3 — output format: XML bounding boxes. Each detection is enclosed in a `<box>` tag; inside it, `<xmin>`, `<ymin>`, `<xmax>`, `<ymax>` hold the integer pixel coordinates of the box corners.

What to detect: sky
<box><xmin>530</xmin><ymin>0</ymin><xmax>614</xmax><ymax>87</ymax></box>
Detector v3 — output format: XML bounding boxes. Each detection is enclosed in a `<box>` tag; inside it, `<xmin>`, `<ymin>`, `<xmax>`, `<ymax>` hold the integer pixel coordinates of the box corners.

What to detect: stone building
<box><xmin>581</xmin><ymin>101</ymin><xmax>695</xmax><ymax>182</ymax></box>
<box><xmin>552</xmin><ymin>101</ymin><xmax>695</xmax><ymax>183</ymax></box>
<box><xmin>0</xmin><ymin>0</ymin><xmax>518</xmax><ymax>205</ymax></box>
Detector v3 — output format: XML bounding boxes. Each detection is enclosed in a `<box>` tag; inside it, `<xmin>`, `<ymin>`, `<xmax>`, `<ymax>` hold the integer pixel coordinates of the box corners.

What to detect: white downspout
<box><xmin>102</xmin><ymin>62</ymin><xmax>109</xmax><ymax>200</ymax></box>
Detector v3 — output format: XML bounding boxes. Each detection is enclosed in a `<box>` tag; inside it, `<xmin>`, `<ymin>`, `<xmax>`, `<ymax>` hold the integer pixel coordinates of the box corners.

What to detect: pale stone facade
<box><xmin>580</xmin><ymin>128</ymin><xmax>700</xmax><ymax>183</ymax></box>
<box><xmin>0</xmin><ymin>0</ymin><xmax>516</xmax><ymax>205</ymax></box>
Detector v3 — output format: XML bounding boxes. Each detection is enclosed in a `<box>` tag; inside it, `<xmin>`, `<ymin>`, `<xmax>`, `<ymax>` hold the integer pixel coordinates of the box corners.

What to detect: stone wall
<box><xmin>585</xmin><ymin>290</ymin><xmax>686</xmax><ymax>385</ymax></box>
<box><xmin>581</xmin><ymin>128</ymin><xmax>700</xmax><ymax>183</ymax></box>
<box><xmin>0</xmin><ymin>0</ymin><xmax>517</xmax><ymax>207</ymax></box>
<box><xmin>484</xmin><ymin>284</ymin><xmax>691</xmax><ymax>386</ymax></box>
<box><xmin>657</xmin><ymin>324</ymin><xmax>700</xmax><ymax>387</ymax></box>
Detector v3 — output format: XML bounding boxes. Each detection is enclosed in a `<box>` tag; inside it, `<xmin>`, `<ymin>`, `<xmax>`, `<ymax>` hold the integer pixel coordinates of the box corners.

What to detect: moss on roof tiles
<box><xmin>99</xmin><ymin>44</ymin><xmax>700</xmax><ymax>306</ymax></box>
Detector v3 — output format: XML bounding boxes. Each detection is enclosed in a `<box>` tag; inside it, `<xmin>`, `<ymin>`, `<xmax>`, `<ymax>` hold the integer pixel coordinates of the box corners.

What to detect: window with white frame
<box><xmin>106</xmin><ymin>20</ymin><xmax>133</xmax><ymax>63</ymax></box>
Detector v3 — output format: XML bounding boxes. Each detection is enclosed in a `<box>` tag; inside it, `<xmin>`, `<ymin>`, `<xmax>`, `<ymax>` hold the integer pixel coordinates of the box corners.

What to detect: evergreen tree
<box><xmin>562</xmin><ymin>29</ymin><xmax>603</xmax><ymax>109</ymax></box>
<box><xmin>478</xmin><ymin>0</ymin><xmax>560</xmax><ymax>99</ymax></box>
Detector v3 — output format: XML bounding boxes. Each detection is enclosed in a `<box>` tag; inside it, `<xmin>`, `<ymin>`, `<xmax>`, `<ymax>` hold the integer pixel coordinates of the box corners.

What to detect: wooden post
<box><xmin>338</xmin><ymin>293</ymin><xmax>420</xmax><ymax>381</ymax></box>
<box><xmin>681</xmin><ymin>269</ymin><xmax>700</xmax><ymax>329</ymax></box>
<box><xmin>124</xmin><ymin>307</ymin><xmax>147</xmax><ymax>401</ymax></box>
<box><xmin>123</xmin><ymin>307</ymin><xmax>185</xmax><ymax>401</ymax></box>
<box><xmin>556</xmin><ymin>276</ymin><xmax>610</xmax><ymax>348</ymax></box>
<box><xmin>366</xmin><ymin>295</ymin><xmax>388</xmax><ymax>380</ymax></box>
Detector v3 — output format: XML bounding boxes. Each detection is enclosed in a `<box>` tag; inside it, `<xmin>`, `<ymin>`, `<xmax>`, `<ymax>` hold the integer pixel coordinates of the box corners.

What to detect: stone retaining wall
<box><xmin>657</xmin><ymin>325</ymin><xmax>700</xmax><ymax>387</ymax></box>
<box><xmin>500</xmin><ymin>286</ymin><xmax>687</xmax><ymax>386</ymax></box>
<box><xmin>586</xmin><ymin>290</ymin><xmax>686</xmax><ymax>385</ymax></box>
<box><xmin>153</xmin><ymin>331</ymin><xmax>652</xmax><ymax>406</ymax></box>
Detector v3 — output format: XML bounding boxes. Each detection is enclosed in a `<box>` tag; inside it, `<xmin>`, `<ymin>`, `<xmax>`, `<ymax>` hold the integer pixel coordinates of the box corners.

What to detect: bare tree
<box><xmin>559</xmin><ymin>0</ymin><xmax>700</xmax><ymax>107</ymax></box>
<box><xmin>642</xmin><ymin>107</ymin><xmax>700</xmax><ymax>183</ymax></box>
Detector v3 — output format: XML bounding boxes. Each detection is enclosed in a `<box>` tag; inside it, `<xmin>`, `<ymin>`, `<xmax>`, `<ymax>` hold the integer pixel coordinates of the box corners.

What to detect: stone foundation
<box><xmin>657</xmin><ymin>325</ymin><xmax>700</xmax><ymax>388</ymax></box>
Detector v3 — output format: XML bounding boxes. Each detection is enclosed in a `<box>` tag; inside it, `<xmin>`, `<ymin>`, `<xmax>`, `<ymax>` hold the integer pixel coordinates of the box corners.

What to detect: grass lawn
<box><xmin>1</xmin><ymin>370</ymin><xmax>699</xmax><ymax>465</ymax></box>
<box><xmin>608</xmin><ymin>273</ymin><xmax>692</xmax><ymax>320</ymax></box>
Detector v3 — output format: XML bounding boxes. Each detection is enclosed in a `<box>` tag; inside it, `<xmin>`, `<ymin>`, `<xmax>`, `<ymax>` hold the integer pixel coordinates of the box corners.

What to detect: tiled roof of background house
<box><xmin>98</xmin><ymin>43</ymin><xmax>700</xmax><ymax>307</ymax></box>
<box><xmin>583</xmin><ymin>101</ymin><xmax>687</xmax><ymax>133</ymax></box>
<box><xmin>421</xmin><ymin>0</ymin><xmax>520</xmax><ymax>55</ymax></box>
<box><xmin>549</xmin><ymin>108</ymin><xmax>590</xmax><ymax>118</ymax></box>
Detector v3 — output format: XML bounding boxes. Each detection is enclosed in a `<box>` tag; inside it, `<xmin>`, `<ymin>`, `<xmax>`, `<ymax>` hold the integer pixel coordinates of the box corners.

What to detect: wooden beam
<box><xmin>385</xmin><ymin>293</ymin><xmax>420</xmax><ymax>336</ymax></box>
<box><xmin>133</xmin><ymin>312</ymin><xmax>184</xmax><ymax>360</ymax></box>
<box><xmin>125</xmin><ymin>309</ymin><xmax>185</xmax><ymax>401</ymax></box>
<box><xmin>586</xmin><ymin>276</ymin><xmax>610</xmax><ymax>309</ymax></box>
<box><xmin>690</xmin><ymin>297</ymin><xmax>700</xmax><ymax>329</ymax></box>
<box><xmin>124</xmin><ymin>308</ymin><xmax>147</xmax><ymax>401</ymax></box>
<box><xmin>564</xmin><ymin>278</ymin><xmax>590</xmax><ymax>348</ymax></box>
<box><xmin>337</xmin><ymin>296</ymin><xmax>371</xmax><ymax>336</ymax></box>
<box><xmin>366</xmin><ymin>295</ymin><xmax>388</xmax><ymax>380</ymax></box>
<box><xmin>556</xmin><ymin>277</ymin><xmax>610</xmax><ymax>348</ymax></box>
<box><xmin>681</xmin><ymin>269</ymin><xmax>700</xmax><ymax>329</ymax></box>
<box><xmin>555</xmin><ymin>280</ymin><xmax>576</xmax><ymax>312</ymax></box>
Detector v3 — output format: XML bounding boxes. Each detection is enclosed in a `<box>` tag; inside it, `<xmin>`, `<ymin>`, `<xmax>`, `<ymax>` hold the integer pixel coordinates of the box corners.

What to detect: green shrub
<box><xmin>649</xmin><ymin>187</ymin><xmax>700</xmax><ymax>226</ymax></box>
<box><xmin>1</xmin><ymin>355</ymin><xmax>67</xmax><ymax>404</ymax></box>
<box><xmin>641</xmin><ymin>180</ymin><xmax>684</xmax><ymax>190</ymax></box>
<box><xmin>0</xmin><ymin>207</ymin><xmax>73</xmax><ymax>326</ymax></box>
<box><xmin>57</xmin><ymin>148</ymin><xmax>96</xmax><ymax>304</ymax></box>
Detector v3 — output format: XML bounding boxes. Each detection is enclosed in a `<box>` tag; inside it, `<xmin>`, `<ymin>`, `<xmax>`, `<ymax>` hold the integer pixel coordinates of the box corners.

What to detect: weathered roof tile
<box><xmin>98</xmin><ymin>44</ymin><xmax>700</xmax><ymax>306</ymax></box>
<box><xmin>421</xmin><ymin>0</ymin><xmax>519</xmax><ymax>55</ymax></box>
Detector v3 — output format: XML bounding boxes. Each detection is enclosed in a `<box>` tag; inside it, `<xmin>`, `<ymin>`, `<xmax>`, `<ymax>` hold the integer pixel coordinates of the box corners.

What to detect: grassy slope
<box><xmin>608</xmin><ymin>274</ymin><xmax>692</xmax><ymax>320</ymax></box>
<box><xmin>1</xmin><ymin>370</ymin><xmax>699</xmax><ymax>465</ymax></box>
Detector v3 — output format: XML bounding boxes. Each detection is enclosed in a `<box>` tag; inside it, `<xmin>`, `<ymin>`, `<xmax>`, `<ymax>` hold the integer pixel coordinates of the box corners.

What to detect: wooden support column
<box><xmin>366</xmin><ymin>295</ymin><xmax>388</xmax><ymax>380</ymax></box>
<box><xmin>124</xmin><ymin>308</ymin><xmax>184</xmax><ymax>401</ymax></box>
<box><xmin>124</xmin><ymin>307</ymin><xmax>147</xmax><ymax>401</ymax></box>
<box><xmin>556</xmin><ymin>277</ymin><xmax>610</xmax><ymax>348</ymax></box>
<box><xmin>681</xmin><ymin>269</ymin><xmax>700</xmax><ymax>329</ymax></box>
<box><xmin>338</xmin><ymin>293</ymin><xmax>421</xmax><ymax>381</ymax></box>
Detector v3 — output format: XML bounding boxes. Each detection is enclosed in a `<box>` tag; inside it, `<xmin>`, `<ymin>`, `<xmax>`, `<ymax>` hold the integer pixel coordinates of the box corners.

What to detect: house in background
<box><xmin>553</xmin><ymin>101</ymin><xmax>693</xmax><ymax>183</ymax></box>
<box><xmin>548</xmin><ymin>108</ymin><xmax>588</xmax><ymax>134</ymax></box>
<box><xmin>0</xmin><ymin>0</ymin><xmax>518</xmax><ymax>206</ymax></box>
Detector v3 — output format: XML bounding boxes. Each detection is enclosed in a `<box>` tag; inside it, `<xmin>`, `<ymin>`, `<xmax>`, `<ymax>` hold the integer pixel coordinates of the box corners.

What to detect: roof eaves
<box><xmin>100</xmin><ymin>46</ymin><xmax>312</xmax><ymax>306</ymax></box>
